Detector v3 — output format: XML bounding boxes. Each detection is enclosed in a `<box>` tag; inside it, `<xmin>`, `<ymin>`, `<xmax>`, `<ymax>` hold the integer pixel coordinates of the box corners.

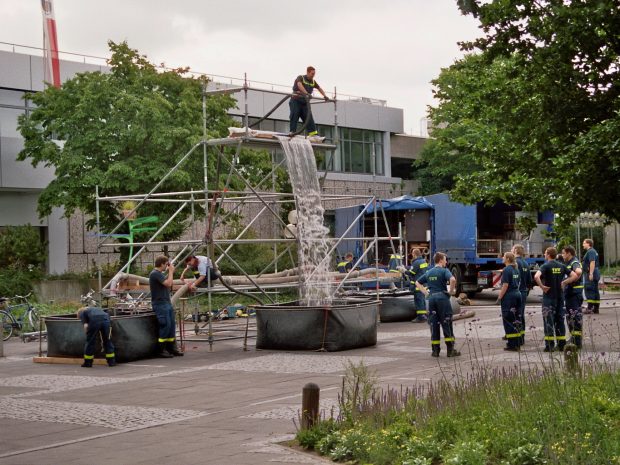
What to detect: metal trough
<box><xmin>350</xmin><ymin>290</ymin><xmax>417</xmax><ymax>322</ymax></box>
<box><xmin>45</xmin><ymin>312</ymin><xmax>159</xmax><ymax>363</ymax></box>
<box><xmin>254</xmin><ymin>298</ymin><xmax>378</xmax><ymax>352</ymax></box>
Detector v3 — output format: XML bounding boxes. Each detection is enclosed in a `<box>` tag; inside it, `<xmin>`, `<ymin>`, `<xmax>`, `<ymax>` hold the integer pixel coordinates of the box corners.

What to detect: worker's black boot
<box><xmin>157</xmin><ymin>343</ymin><xmax>173</xmax><ymax>358</ymax></box>
<box><xmin>593</xmin><ymin>304</ymin><xmax>600</xmax><ymax>314</ymax></box>
<box><xmin>166</xmin><ymin>341</ymin><xmax>184</xmax><ymax>357</ymax></box>
<box><xmin>446</xmin><ymin>343</ymin><xmax>461</xmax><ymax>357</ymax></box>
<box><xmin>431</xmin><ymin>348</ymin><xmax>440</xmax><ymax>358</ymax></box>
<box><xmin>81</xmin><ymin>358</ymin><xmax>93</xmax><ymax>368</ymax></box>
<box><xmin>107</xmin><ymin>357</ymin><xmax>117</xmax><ymax>367</ymax></box>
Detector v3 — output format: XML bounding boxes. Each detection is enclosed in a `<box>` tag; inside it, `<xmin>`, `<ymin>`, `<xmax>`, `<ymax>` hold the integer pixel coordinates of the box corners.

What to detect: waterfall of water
<box><xmin>277</xmin><ymin>135</ymin><xmax>332</xmax><ymax>306</ymax></box>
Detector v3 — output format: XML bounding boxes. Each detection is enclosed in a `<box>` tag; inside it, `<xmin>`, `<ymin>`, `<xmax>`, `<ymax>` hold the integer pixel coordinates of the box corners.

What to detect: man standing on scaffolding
<box><xmin>290</xmin><ymin>66</ymin><xmax>329</xmax><ymax>137</ymax></box>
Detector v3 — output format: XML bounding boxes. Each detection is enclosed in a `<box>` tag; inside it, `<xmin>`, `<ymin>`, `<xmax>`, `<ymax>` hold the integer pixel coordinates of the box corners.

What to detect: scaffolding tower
<box><xmin>95</xmin><ymin>76</ymin><xmax>401</xmax><ymax>349</ymax></box>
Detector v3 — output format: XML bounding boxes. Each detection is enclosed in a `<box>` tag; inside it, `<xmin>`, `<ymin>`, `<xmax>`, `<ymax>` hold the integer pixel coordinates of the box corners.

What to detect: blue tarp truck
<box><xmin>333</xmin><ymin>193</ymin><xmax>553</xmax><ymax>296</ymax></box>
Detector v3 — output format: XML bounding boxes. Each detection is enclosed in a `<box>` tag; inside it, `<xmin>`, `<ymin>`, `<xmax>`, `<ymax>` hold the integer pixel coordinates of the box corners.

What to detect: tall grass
<box><xmin>297</xmin><ymin>354</ymin><xmax>620</xmax><ymax>465</ymax></box>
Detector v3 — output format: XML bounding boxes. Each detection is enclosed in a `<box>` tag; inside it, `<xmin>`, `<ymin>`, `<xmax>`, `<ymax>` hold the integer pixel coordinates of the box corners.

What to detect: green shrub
<box><xmin>506</xmin><ymin>443</ymin><xmax>546</xmax><ymax>465</ymax></box>
<box><xmin>0</xmin><ymin>268</ymin><xmax>42</xmax><ymax>298</ymax></box>
<box><xmin>445</xmin><ymin>440</ymin><xmax>487</xmax><ymax>465</ymax></box>
<box><xmin>0</xmin><ymin>225</ymin><xmax>47</xmax><ymax>270</ymax></box>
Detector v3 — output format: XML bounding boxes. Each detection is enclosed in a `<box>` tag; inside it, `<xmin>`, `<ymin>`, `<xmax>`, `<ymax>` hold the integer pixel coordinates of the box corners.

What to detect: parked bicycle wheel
<box><xmin>1</xmin><ymin>310</ymin><xmax>15</xmax><ymax>341</ymax></box>
<box><xmin>28</xmin><ymin>307</ymin><xmax>41</xmax><ymax>332</ymax></box>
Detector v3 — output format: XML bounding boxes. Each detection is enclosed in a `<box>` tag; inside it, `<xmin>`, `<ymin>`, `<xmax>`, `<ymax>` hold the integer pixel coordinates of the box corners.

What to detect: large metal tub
<box><xmin>350</xmin><ymin>290</ymin><xmax>417</xmax><ymax>322</ymax></box>
<box><xmin>45</xmin><ymin>312</ymin><xmax>159</xmax><ymax>363</ymax></box>
<box><xmin>254</xmin><ymin>298</ymin><xmax>378</xmax><ymax>352</ymax></box>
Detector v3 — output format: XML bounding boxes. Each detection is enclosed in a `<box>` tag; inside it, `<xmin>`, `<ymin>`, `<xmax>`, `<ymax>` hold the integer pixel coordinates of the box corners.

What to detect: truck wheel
<box><xmin>449</xmin><ymin>265</ymin><xmax>463</xmax><ymax>295</ymax></box>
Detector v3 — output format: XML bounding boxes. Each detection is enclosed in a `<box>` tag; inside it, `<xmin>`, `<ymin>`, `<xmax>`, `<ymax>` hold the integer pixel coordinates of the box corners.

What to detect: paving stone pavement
<box><xmin>0</xmin><ymin>289</ymin><xmax>618</xmax><ymax>465</ymax></box>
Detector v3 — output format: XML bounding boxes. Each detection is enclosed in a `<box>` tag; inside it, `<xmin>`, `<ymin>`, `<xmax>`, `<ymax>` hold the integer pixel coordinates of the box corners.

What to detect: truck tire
<box><xmin>449</xmin><ymin>265</ymin><xmax>463</xmax><ymax>295</ymax></box>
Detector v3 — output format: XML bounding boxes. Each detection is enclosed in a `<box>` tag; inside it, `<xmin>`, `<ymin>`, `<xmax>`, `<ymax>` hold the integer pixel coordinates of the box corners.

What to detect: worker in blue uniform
<box><xmin>289</xmin><ymin>66</ymin><xmax>329</xmax><ymax>137</ymax></box>
<box><xmin>582</xmin><ymin>238</ymin><xmax>600</xmax><ymax>314</ymax></box>
<box><xmin>415</xmin><ymin>252</ymin><xmax>460</xmax><ymax>357</ymax></box>
<box><xmin>512</xmin><ymin>244</ymin><xmax>531</xmax><ymax>346</ymax></box>
<box><xmin>387</xmin><ymin>250</ymin><xmax>403</xmax><ymax>273</ymax></box>
<box><xmin>337</xmin><ymin>253</ymin><xmax>354</xmax><ymax>273</ymax></box>
<box><xmin>149</xmin><ymin>255</ymin><xmax>183</xmax><ymax>358</ymax></box>
<box><xmin>534</xmin><ymin>247</ymin><xmax>578</xmax><ymax>352</ymax></box>
<box><xmin>496</xmin><ymin>252</ymin><xmax>522</xmax><ymax>351</ymax></box>
<box><xmin>77</xmin><ymin>306</ymin><xmax>115</xmax><ymax>367</ymax></box>
<box><xmin>562</xmin><ymin>245</ymin><xmax>584</xmax><ymax>348</ymax></box>
<box><xmin>406</xmin><ymin>248</ymin><xmax>429</xmax><ymax>323</ymax></box>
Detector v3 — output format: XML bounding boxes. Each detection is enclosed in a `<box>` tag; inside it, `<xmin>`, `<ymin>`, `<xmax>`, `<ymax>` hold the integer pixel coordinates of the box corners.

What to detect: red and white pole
<box><xmin>41</xmin><ymin>0</ymin><xmax>61</xmax><ymax>88</ymax></box>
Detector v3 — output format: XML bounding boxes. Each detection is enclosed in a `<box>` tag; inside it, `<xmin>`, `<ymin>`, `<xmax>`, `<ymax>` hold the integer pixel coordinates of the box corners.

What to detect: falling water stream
<box><xmin>277</xmin><ymin>135</ymin><xmax>332</xmax><ymax>306</ymax></box>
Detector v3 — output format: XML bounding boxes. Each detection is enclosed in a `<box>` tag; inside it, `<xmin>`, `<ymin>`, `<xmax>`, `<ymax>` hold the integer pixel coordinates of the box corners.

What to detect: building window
<box><xmin>337</xmin><ymin>128</ymin><xmax>383</xmax><ymax>175</ymax></box>
<box><xmin>0</xmin><ymin>87</ymin><xmax>35</xmax><ymax>139</ymax></box>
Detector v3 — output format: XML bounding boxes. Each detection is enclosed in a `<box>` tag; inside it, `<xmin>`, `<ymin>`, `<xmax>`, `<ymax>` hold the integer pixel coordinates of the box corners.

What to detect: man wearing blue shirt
<box><xmin>406</xmin><ymin>248</ymin><xmax>429</xmax><ymax>323</ymax></box>
<box><xmin>512</xmin><ymin>244</ymin><xmax>531</xmax><ymax>345</ymax></box>
<box><xmin>534</xmin><ymin>247</ymin><xmax>578</xmax><ymax>352</ymax></box>
<box><xmin>582</xmin><ymin>238</ymin><xmax>600</xmax><ymax>314</ymax></box>
<box><xmin>415</xmin><ymin>252</ymin><xmax>459</xmax><ymax>358</ymax></box>
<box><xmin>497</xmin><ymin>252</ymin><xmax>522</xmax><ymax>351</ymax></box>
<box><xmin>149</xmin><ymin>255</ymin><xmax>183</xmax><ymax>358</ymax></box>
<box><xmin>562</xmin><ymin>245</ymin><xmax>584</xmax><ymax>348</ymax></box>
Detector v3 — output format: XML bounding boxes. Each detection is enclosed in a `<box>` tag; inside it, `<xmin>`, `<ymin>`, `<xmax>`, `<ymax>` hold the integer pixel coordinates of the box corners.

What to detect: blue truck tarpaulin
<box><xmin>366</xmin><ymin>195</ymin><xmax>434</xmax><ymax>213</ymax></box>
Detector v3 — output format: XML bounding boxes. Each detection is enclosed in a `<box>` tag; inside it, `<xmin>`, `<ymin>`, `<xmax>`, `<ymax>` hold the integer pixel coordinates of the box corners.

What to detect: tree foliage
<box><xmin>417</xmin><ymin>0</ymin><xmax>620</xmax><ymax>223</ymax></box>
<box><xmin>0</xmin><ymin>225</ymin><xmax>47</xmax><ymax>270</ymax></box>
<box><xmin>18</xmin><ymin>41</ymin><xmax>276</xmax><ymax>242</ymax></box>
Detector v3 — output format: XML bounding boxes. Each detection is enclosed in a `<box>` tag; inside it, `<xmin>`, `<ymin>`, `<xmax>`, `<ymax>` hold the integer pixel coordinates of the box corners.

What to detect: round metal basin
<box><xmin>254</xmin><ymin>298</ymin><xmax>378</xmax><ymax>352</ymax></box>
<box><xmin>350</xmin><ymin>290</ymin><xmax>417</xmax><ymax>322</ymax></box>
<box><xmin>45</xmin><ymin>312</ymin><xmax>159</xmax><ymax>363</ymax></box>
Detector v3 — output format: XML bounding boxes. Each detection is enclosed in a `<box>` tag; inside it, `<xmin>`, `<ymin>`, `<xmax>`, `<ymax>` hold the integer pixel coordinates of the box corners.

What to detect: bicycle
<box><xmin>0</xmin><ymin>292</ymin><xmax>41</xmax><ymax>341</ymax></box>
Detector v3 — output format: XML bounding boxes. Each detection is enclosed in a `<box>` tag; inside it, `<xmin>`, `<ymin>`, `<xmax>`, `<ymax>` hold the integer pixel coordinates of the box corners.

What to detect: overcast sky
<box><xmin>0</xmin><ymin>0</ymin><xmax>481</xmax><ymax>134</ymax></box>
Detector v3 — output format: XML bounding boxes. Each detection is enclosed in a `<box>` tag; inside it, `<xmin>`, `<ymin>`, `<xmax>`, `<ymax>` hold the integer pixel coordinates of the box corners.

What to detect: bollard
<box><xmin>564</xmin><ymin>343</ymin><xmax>580</xmax><ymax>375</ymax></box>
<box><xmin>301</xmin><ymin>382</ymin><xmax>320</xmax><ymax>430</ymax></box>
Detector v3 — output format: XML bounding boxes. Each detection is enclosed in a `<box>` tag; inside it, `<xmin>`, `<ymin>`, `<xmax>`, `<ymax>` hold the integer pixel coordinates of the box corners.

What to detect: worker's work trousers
<box><xmin>153</xmin><ymin>301</ymin><xmax>176</xmax><ymax>343</ymax></box>
<box><xmin>413</xmin><ymin>290</ymin><xmax>427</xmax><ymax>316</ymax></box>
<box><xmin>584</xmin><ymin>273</ymin><xmax>600</xmax><ymax>309</ymax></box>
<box><xmin>542</xmin><ymin>295</ymin><xmax>566</xmax><ymax>350</ymax></box>
<box><xmin>84</xmin><ymin>315</ymin><xmax>115</xmax><ymax>361</ymax></box>
<box><xmin>193</xmin><ymin>269</ymin><xmax>219</xmax><ymax>288</ymax></box>
<box><xmin>501</xmin><ymin>290</ymin><xmax>522</xmax><ymax>349</ymax></box>
<box><xmin>428</xmin><ymin>294</ymin><xmax>455</xmax><ymax>352</ymax></box>
<box><xmin>519</xmin><ymin>290</ymin><xmax>529</xmax><ymax>345</ymax></box>
<box><xmin>289</xmin><ymin>99</ymin><xmax>317</xmax><ymax>135</ymax></box>
<box><xmin>565</xmin><ymin>291</ymin><xmax>584</xmax><ymax>347</ymax></box>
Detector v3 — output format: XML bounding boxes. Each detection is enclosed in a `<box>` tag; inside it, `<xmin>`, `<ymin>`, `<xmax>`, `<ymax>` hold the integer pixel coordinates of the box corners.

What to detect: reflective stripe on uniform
<box><xmin>420</xmin><ymin>263</ymin><xmax>428</xmax><ymax>268</ymax></box>
<box><xmin>444</xmin><ymin>337</ymin><xmax>455</xmax><ymax>342</ymax></box>
<box><xmin>308</xmin><ymin>130</ymin><xmax>318</xmax><ymax>136</ymax></box>
<box><xmin>573</xmin><ymin>285</ymin><xmax>584</xmax><ymax>289</ymax></box>
<box><xmin>544</xmin><ymin>336</ymin><xmax>556</xmax><ymax>341</ymax></box>
<box><xmin>416</xmin><ymin>310</ymin><xmax>428</xmax><ymax>315</ymax></box>
<box><xmin>570</xmin><ymin>331</ymin><xmax>582</xmax><ymax>336</ymax></box>
<box><xmin>105</xmin><ymin>353</ymin><xmax>115</xmax><ymax>358</ymax></box>
<box><xmin>520</xmin><ymin>330</ymin><xmax>526</xmax><ymax>335</ymax></box>
<box><xmin>431</xmin><ymin>340</ymin><xmax>441</xmax><ymax>345</ymax></box>
<box><xmin>506</xmin><ymin>333</ymin><xmax>521</xmax><ymax>339</ymax></box>
<box><xmin>302</xmin><ymin>77</ymin><xmax>316</xmax><ymax>87</ymax></box>
<box><xmin>84</xmin><ymin>354</ymin><xmax>94</xmax><ymax>360</ymax></box>
<box><xmin>585</xmin><ymin>299</ymin><xmax>600</xmax><ymax>303</ymax></box>
<box><xmin>556</xmin><ymin>336</ymin><xmax>567</xmax><ymax>341</ymax></box>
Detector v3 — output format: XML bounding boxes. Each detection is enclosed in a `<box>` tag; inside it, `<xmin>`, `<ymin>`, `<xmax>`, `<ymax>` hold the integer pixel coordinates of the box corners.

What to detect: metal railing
<box><xmin>0</xmin><ymin>41</ymin><xmax>387</xmax><ymax>106</ymax></box>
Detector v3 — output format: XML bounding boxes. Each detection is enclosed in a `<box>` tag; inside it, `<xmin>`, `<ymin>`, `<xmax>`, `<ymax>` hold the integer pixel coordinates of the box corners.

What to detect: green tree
<box><xmin>420</xmin><ymin>0</ymin><xmax>620</xmax><ymax>224</ymax></box>
<box><xmin>0</xmin><ymin>225</ymin><xmax>47</xmax><ymax>270</ymax></box>
<box><xmin>18</xmin><ymin>41</ymin><xmax>275</xmax><ymax>248</ymax></box>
